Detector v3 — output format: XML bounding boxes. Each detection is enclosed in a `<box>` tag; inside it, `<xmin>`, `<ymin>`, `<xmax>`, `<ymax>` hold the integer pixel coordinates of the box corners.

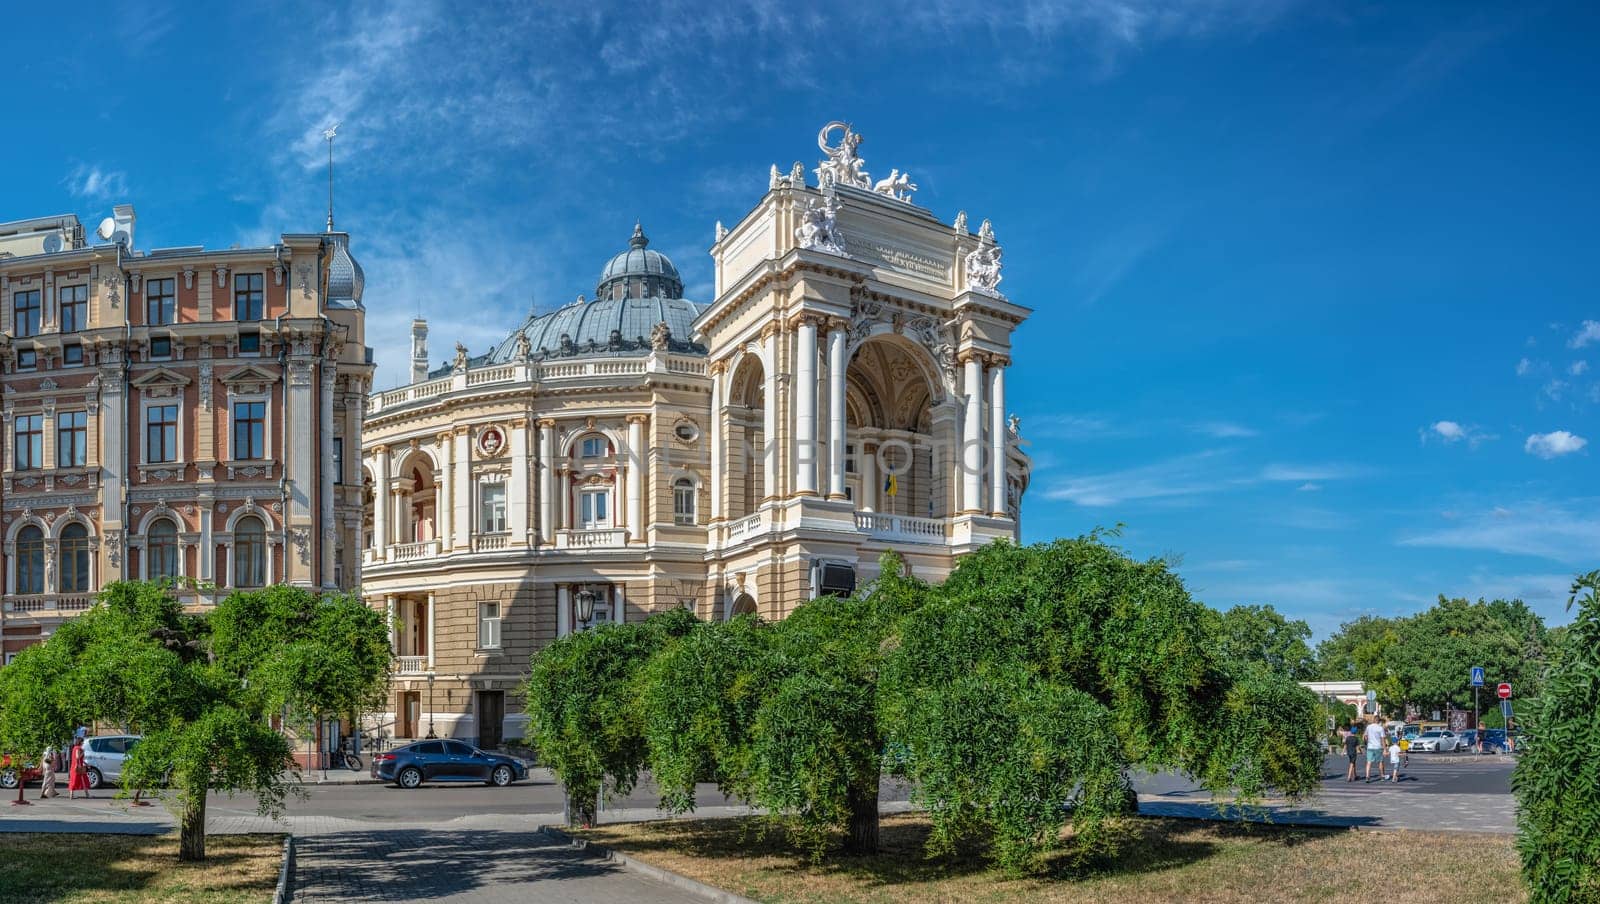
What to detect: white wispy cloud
<box><xmin>1045</xmin><ymin>453</ymin><xmax>1368</xmax><ymax>507</ymax></box>
<box><xmin>1569</xmin><ymin>320</ymin><xmax>1600</xmax><ymax>349</ymax></box>
<box><xmin>1420</xmin><ymin>419</ymin><xmax>1494</xmax><ymax>448</ymax></box>
<box><xmin>1259</xmin><ymin>462</ymin><xmax>1368</xmax><ymax>482</ymax></box>
<box><xmin>1571</xmin><ymin>361</ymin><xmax>1590</xmax><ymax>376</ymax></box>
<box><xmin>65</xmin><ymin>164</ymin><xmax>128</xmax><ymax>201</ymax></box>
<box><xmin>1400</xmin><ymin>500</ymin><xmax>1600</xmax><ymax>564</ymax></box>
<box><xmin>1524</xmin><ymin>431</ymin><xmax>1587</xmax><ymax>459</ymax></box>
<box><xmin>1195</xmin><ymin>421</ymin><xmax>1258</xmax><ymax>439</ymax></box>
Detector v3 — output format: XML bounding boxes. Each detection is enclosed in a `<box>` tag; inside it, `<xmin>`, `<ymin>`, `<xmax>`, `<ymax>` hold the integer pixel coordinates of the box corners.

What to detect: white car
<box><xmin>80</xmin><ymin>735</ymin><xmax>141</xmax><ymax>788</ymax></box>
<box><xmin>1410</xmin><ymin>730</ymin><xmax>1461</xmax><ymax>752</ymax></box>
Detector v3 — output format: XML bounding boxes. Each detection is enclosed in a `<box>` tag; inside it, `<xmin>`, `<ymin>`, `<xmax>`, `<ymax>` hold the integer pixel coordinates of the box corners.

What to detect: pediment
<box><xmin>219</xmin><ymin>365</ymin><xmax>279</xmax><ymax>386</ymax></box>
<box><xmin>130</xmin><ymin>368</ymin><xmax>192</xmax><ymax>398</ymax></box>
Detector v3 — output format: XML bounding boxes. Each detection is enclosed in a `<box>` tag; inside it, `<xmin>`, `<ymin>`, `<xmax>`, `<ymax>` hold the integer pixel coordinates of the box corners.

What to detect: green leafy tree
<box><xmin>0</xmin><ymin>581</ymin><xmax>390</xmax><ymax>861</ymax></box>
<box><xmin>522</xmin><ymin>608</ymin><xmax>697</xmax><ymax>825</ymax></box>
<box><xmin>1514</xmin><ymin>571</ymin><xmax>1600</xmax><ymax>903</ymax></box>
<box><xmin>1314</xmin><ymin>615</ymin><xmax>1404</xmax><ymax>709</ymax></box>
<box><xmin>880</xmin><ymin>537</ymin><xmax>1323</xmax><ymax>873</ymax></box>
<box><xmin>1390</xmin><ymin>596</ymin><xmax>1547</xmax><ymax>711</ymax></box>
<box><xmin>1213</xmin><ymin>604</ymin><xmax>1317</xmax><ymax>679</ymax></box>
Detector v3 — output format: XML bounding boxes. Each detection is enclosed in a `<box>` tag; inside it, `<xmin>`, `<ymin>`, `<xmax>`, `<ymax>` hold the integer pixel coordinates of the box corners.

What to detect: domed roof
<box><xmin>326</xmin><ymin>233</ymin><xmax>364</xmax><ymax>309</ymax></box>
<box><xmin>487</xmin><ymin>295</ymin><xmax>705</xmax><ymax>364</ymax></box>
<box><xmin>596</xmin><ymin>223</ymin><xmax>682</xmax><ymax>300</ymax></box>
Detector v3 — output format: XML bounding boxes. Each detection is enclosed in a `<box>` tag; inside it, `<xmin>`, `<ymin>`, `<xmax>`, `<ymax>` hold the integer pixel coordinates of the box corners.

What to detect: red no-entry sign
<box><xmin>1497</xmin><ymin>683</ymin><xmax>1512</xmax><ymax>699</ymax></box>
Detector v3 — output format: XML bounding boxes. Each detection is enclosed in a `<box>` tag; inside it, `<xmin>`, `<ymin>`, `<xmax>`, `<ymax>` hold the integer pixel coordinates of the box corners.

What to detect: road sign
<box><xmin>1366</xmin><ymin>689</ymin><xmax>1377</xmax><ymax>702</ymax></box>
<box><xmin>1471</xmin><ymin>666</ymin><xmax>1485</xmax><ymax>687</ymax></box>
<box><xmin>1497</xmin><ymin>682</ymin><xmax>1512</xmax><ymax>700</ymax></box>
<box><xmin>1501</xmin><ymin>699</ymin><xmax>1514</xmax><ymax>719</ymax></box>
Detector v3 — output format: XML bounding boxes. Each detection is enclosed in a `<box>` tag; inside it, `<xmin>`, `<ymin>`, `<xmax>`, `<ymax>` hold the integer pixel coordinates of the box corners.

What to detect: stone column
<box><xmin>426</xmin><ymin>592</ymin><xmax>436</xmax><ymax>670</ymax></box>
<box><xmin>287</xmin><ymin>357</ymin><xmax>315</xmax><ymax>583</ymax></box>
<box><xmin>372</xmin><ymin>446</ymin><xmax>390</xmax><ymax>561</ymax></box>
<box><xmin>961</xmin><ymin>353</ymin><xmax>984</xmax><ymax>514</ymax></box>
<box><xmin>558</xmin><ymin>467</ymin><xmax>571</xmax><ymax>533</ymax></box>
<box><xmin>198</xmin><ymin>500</ymin><xmax>215</xmax><ymax>583</ymax></box>
<box><xmin>761</xmin><ymin>323</ymin><xmax>779</xmax><ymax>502</ymax></box>
<box><xmin>510</xmin><ymin>419</ymin><xmax>531</xmax><ymax>545</ymax></box>
<box><xmin>452</xmin><ymin>429</ymin><xmax>471</xmax><ymax>550</ymax></box>
<box><xmin>435</xmin><ymin>434</ymin><xmax>452</xmax><ymax>548</ymax></box>
<box><xmin>556</xmin><ymin>585</ymin><xmax>571</xmax><ymax>638</ymax></box>
<box><xmin>538</xmin><ymin>419</ymin><xmax>556</xmax><ymax>544</ymax></box>
<box><xmin>626</xmin><ymin>415</ymin><xmax>647</xmax><ymax>543</ymax></box>
<box><xmin>708</xmin><ymin>364</ymin><xmax>724</xmax><ymax>521</ymax></box>
<box><xmin>826</xmin><ymin>324</ymin><xmax>847</xmax><ymax>500</ymax></box>
<box><xmin>860</xmin><ymin>438</ymin><xmax>876</xmax><ymax>513</ymax></box>
<box><xmin>385</xmin><ymin>595</ymin><xmax>397</xmax><ymax>650</ymax></box>
<box><xmin>988</xmin><ymin>358</ymin><xmax>1008</xmax><ymax>517</ymax></box>
<box><xmin>320</xmin><ymin>364</ymin><xmax>337</xmax><ymax>587</ymax></box>
<box><xmin>793</xmin><ymin>315</ymin><xmax>818</xmax><ymax>495</ymax></box>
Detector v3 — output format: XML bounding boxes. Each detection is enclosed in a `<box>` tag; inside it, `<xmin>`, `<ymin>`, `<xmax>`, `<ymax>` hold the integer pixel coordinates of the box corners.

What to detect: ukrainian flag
<box><xmin>883</xmin><ymin>473</ymin><xmax>898</xmax><ymax>497</ymax></box>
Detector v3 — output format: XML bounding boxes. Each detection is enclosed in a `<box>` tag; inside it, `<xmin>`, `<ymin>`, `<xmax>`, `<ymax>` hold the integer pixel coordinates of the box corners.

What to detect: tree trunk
<box><xmin>568</xmin><ymin>791</ymin><xmax>598</xmax><ymax>828</ymax></box>
<box><xmin>844</xmin><ymin>782</ymin><xmax>879</xmax><ymax>854</ymax></box>
<box><xmin>179</xmin><ymin>794</ymin><xmax>207</xmax><ymax>861</ymax></box>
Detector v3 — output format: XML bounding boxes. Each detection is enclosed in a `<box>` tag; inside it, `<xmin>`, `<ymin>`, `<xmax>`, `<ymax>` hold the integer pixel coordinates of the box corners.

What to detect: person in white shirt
<box><xmin>1364</xmin><ymin>719</ymin><xmax>1387</xmax><ymax>782</ymax></box>
<box><xmin>1388</xmin><ymin>738</ymin><xmax>1402</xmax><ymax>783</ymax></box>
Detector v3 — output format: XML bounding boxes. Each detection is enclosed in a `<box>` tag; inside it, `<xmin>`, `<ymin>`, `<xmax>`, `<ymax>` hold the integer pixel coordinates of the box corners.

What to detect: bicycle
<box><xmin>335</xmin><ymin>736</ymin><xmax>363</xmax><ymax>772</ymax></box>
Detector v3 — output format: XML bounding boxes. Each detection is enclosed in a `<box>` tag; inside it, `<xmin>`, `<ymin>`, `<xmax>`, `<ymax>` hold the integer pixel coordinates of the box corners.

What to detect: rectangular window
<box><xmin>580</xmin><ymin>437</ymin><xmax>607</xmax><ymax>458</ymax></box>
<box><xmin>59</xmin><ymin>284</ymin><xmax>87</xmax><ymax>332</ymax></box>
<box><xmin>333</xmin><ymin>437</ymin><xmax>344</xmax><ymax>484</ymax></box>
<box><xmin>56</xmin><ymin>411</ymin><xmax>87</xmax><ymax>468</ymax></box>
<box><xmin>234</xmin><ymin>272</ymin><xmax>264</xmax><ymax>321</ymax></box>
<box><xmin>579</xmin><ymin>489</ymin><xmax>610</xmax><ymax>527</ymax></box>
<box><xmin>845</xmin><ymin>443</ymin><xmax>857</xmax><ymax>473</ymax></box>
<box><xmin>16</xmin><ymin>348</ymin><xmax>36</xmax><ymax>370</ymax></box>
<box><xmin>149</xmin><ymin>336</ymin><xmax>172</xmax><ymax>359</ymax></box>
<box><xmin>146</xmin><ymin>405</ymin><xmax>179</xmax><ymax>463</ymax></box>
<box><xmin>673</xmin><ymin>480</ymin><xmax>696</xmax><ymax>525</ymax></box>
<box><xmin>14</xmin><ymin>414</ymin><xmax>43</xmax><ymax>470</ymax></box>
<box><xmin>13</xmin><ymin>290</ymin><xmax>40</xmax><ymax>337</ymax></box>
<box><xmin>238</xmin><ymin>330</ymin><xmax>260</xmax><ymax>354</ymax></box>
<box><xmin>62</xmin><ymin>343</ymin><xmax>83</xmax><ymax>366</ymax></box>
<box><xmin>478</xmin><ymin>601</ymin><xmax>502</xmax><ymax>649</ymax></box>
<box><xmin>146</xmin><ymin>278</ymin><xmax>175</xmax><ymax>325</ymax></box>
<box><xmin>231</xmin><ymin>401</ymin><xmax>266</xmax><ymax>459</ymax></box>
<box><xmin>480</xmin><ymin>482</ymin><xmax>507</xmax><ymax>533</ymax></box>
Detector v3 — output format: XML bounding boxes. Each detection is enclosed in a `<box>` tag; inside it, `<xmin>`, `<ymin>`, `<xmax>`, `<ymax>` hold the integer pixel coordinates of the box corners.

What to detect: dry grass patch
<box><xmin>0</xmin><ymin>833</ymin><xmax>282</xmax><ymax>904</ymax></box>
<box><xmin>580</xmin><ymin>814</ymin><xmax>1524</xmax><ymax>904</ymax></box>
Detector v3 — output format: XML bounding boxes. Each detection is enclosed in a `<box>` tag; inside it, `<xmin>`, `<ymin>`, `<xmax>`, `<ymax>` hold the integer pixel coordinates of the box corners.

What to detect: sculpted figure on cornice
<box><xmin>964</xmin><ymin>239</ymin><xmax>1004</xmax><ymax>297</ymax></box>
<box><xmin>796</xmin><ymin>195</ymin><xmax>848</xmax><ymax>257</ymax></box>
<box><xmin>815</xmin><ymin>122</ymin><xmax>871</xmax><ymax>191</ymax></box>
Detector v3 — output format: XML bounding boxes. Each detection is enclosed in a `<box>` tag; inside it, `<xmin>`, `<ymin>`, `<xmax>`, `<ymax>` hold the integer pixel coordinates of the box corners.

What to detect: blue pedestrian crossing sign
<box><xmin>1471</xmin><ymin>666</ymin><xmax>1485</xmax><ymax>687</ymax></box>
<box><xmin>1501</xmin><ymin>699</ymin><xmax>1513</xmax><ymax>719</ymax></box>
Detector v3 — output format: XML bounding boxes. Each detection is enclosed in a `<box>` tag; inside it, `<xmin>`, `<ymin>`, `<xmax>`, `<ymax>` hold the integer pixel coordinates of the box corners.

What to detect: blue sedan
<box><xmin>371</xmin><ymin>740</ymin><xmax>528</xmax><ymax>789</ymax></box>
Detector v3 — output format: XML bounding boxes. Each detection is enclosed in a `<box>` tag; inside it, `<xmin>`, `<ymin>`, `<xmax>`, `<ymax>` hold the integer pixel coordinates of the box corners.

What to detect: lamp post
<box><xmin>425</xmin><ymin>673</ymin><xmax>436</xmax><ymax>739</ymax></box>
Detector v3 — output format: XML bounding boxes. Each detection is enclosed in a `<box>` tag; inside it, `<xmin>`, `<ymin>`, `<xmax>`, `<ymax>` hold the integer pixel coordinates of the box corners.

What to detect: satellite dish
<box><xmin>96</xmin><ymin>217</ymin><xmax>117</xmax><ymax>241</ymax></box>
<box><xmin>42</xmin><ymin>233</ymin><xmax>63</xmax><ymax>254</ymax></box>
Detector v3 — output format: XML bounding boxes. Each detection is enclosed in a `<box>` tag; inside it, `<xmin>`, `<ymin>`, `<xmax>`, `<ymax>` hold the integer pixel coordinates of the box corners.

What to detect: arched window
<box><xmin>60</xmin><ymin>523</ymin><xmax>91</xmax><ymax>593</ymax></box>
<box><xmin>147</xmin><ymin>519</ymin><xmax>179</xmax><ymax>580</ymax></box>
<box><xmin>673</xmin><ymin>477</ymin><xmax>696</xmax><ymax>525</ymax></box>
<box><xmin>234</xmin><ymin>516</ymin><xmax>266</xmax><ymax>588</ymax></box>
<box><xmin>16</xmin><ymin>525</ymin><xmax>45</xmax><ymax>594</ymax></box>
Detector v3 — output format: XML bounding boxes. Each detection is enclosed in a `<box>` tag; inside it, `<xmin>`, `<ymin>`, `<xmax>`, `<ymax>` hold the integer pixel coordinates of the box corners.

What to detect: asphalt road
<box><xmin>205</xmin><ymin>751</ymin><xmax>1512</xmax><ymax>823</ymax></box>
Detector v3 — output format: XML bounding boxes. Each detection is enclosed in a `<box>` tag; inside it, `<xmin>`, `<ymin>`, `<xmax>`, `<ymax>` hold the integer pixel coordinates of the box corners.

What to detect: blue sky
<box><xmin>3</xmin><ymin>1</ymin><xmax>1595</xmax><ymax>637</ymax></box>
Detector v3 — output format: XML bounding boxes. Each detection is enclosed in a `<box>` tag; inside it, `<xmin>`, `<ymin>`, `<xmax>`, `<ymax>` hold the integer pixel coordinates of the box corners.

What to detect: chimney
<box><xmin>411</xmin><ymin>318</ymin><xmax>430</xmax><ymax>384</ymax></box>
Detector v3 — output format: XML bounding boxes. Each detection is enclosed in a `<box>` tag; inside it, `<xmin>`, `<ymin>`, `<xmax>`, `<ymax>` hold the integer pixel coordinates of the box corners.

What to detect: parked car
<box><xmin>1458</xmin><ymin>729</ymin><xmax>1479</xmax><ymax>750</ymax></box>
<box><xmin>0</xmin><ymin>755</ymin><xmax>43</xmax><ymax>789</ymax></box>
<box><xmin>81</xmin><ymin>735</ymin><xmax>142</xmax><ymax>789</ymax></box>
<box><xmin>1411</xmin><ymin>730</ymin><xmax>1462</xmax><ymax>752</ymax></box>
<box><xmin>371</xmin><ymin>739</ymin><xmax>528</xmax><ymax>789</ymax></box>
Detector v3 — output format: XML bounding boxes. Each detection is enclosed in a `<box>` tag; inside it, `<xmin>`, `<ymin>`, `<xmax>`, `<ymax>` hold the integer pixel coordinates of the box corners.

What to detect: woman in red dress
<box><xmin>66</xmin><ymin>738</ymin><xmax>90</xmax><ymax>799</ymax></box>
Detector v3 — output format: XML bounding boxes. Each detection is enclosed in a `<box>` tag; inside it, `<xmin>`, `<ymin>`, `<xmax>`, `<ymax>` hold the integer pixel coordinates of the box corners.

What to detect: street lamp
<box><xmin>575</xmin><ymin>589</ymin><xmax>597</xmax><ymax>626</ymax></box>
<box><xmin>425</xmin><ymin>673</ymin><xmax>436</xmax><ymax>739</ymax></box>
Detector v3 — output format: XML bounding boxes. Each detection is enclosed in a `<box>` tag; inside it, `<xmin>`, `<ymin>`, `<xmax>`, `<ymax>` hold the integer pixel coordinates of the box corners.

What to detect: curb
<box><xmin>272</xmin><ymin>834</ymin><xmax>295</xmax><ymax>904</ymax></box>
<box><xmin>540</xmin><ymin>824</ymin><xmax>757</xmax><ymax>904</ymax></box>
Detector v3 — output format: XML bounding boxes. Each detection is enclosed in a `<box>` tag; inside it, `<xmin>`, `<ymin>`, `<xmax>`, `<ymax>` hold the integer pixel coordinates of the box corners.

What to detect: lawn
<box><xmin>580</xmin><ymin>814</ymin><xmax>1525</xmax><ymax>904</ymax></box>
<box><xmin>0</xmin><ymin>833</ymin><xmax>282</xmax><ymax>904</ymax></box>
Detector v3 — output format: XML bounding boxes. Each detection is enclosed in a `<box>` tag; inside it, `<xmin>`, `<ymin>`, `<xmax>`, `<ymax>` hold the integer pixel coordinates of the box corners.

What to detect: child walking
<box><xmin>1388</xmin><ymin>736</ymin><xmax>1403</xmax><ymax>783</ymax></box>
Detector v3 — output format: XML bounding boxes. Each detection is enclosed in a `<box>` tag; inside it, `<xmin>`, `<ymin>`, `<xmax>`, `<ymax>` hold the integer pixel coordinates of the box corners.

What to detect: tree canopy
<box><xmin>1212</xmin><ymin>604</ymin><xmax>1317</xmax><ymax>680</ymax></box>
<box><xmin>524</xmin><ymin>536</ymin><xmax>1324</xmax><ymax>873</ymax></box>
<box><xmin>0</xmin><ymin>581</ymin><xmax>390</xmax><ymax>861</ymax></box>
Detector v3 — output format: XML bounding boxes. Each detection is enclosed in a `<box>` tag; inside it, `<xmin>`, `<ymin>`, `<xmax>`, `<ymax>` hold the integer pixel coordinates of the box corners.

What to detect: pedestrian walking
<box><xmin>37</xmin><ymin>745</ymin><xmax>57</xmax><ymax>799</ymax></box>
<box><xmin>1363</xmin><ymin>718</ymin><xmax>1386</xmax><ymax>782</ymax></box>
<box><xmin>66</xmin><ymin>738</ymin><xmax>90</xmax><ymax>799</ymax></box>
<box><xmin>1388</xmin><ymin>736</ymin><xmax>1402</xmax><ymax>782</ymax></box>
<box><xmin>1343</xmin><ymin>724</ymin><xmax>1360</xmax><ymax>782</ymax></box>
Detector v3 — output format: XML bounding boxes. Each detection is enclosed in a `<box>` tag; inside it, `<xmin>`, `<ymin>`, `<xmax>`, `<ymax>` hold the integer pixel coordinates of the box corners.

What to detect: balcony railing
<box><xmin>854</xmin><ymin>512</ymin><xmax>948</xmax><ymax>544</ymax></box>
<box><xmin>555</xmin><ymin>528</ymin><xmax>628</xmax><ymax>549</ymax></box>
<box><xmin>3</xmin><ymin>595</ymin><xmax>94</xmax><ymax>617</ymax></box>
<box><xmin>394</xmin><ymin>655</ymin><xmax>431</xmax><ymax>676</ymax></box>
<box><xmin>389</xmin><ymin>540</ymin><xmax>440</xmax><ymax>562</ymax></box>
<box><xmin>367</xmin><ymin>355</ymin><xmax>708</xmax><ymax>415</ymax></box>
<box><xmin>473</xmin><ymin>532</ymin><xmax>511</xmax><ymax>552</ymax></box>
<box><xmin>725</xmin><ymin>512</ymin><xmax>764</xmax><ymax>541</ymax></box>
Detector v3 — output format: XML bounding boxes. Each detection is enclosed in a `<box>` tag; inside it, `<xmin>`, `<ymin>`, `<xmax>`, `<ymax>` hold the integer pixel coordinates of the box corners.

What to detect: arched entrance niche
<box><xmin>725</xmin><ymin>354</ymin><xmax>766</xmax><ymax>518</ymax></box>
<box><xmin>844</xmin><ymin>334</ymin><xmax>947</xmax><ymax>518</ymax></box>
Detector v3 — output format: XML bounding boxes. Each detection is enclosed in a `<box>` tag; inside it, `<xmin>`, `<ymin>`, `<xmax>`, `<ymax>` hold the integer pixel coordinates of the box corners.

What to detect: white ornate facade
<box><xmin>360</xmin><ymin>124</ymin><xmax>1031</xmax><ymax>747</ymax></box>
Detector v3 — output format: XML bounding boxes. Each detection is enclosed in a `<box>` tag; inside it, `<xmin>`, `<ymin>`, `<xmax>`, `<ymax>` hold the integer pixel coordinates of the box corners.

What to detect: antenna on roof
<box><xmin>323</xmin><ymin>123</ymin><xmax>339</xmax><ymax>232</ymax></box>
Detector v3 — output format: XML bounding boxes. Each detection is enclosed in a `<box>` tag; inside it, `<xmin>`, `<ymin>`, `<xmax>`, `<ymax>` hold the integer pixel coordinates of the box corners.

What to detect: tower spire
<box><xmin>323</xmin><ymin>123</ymin><xmax>339</xmax><ymax>232</ymax></box>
